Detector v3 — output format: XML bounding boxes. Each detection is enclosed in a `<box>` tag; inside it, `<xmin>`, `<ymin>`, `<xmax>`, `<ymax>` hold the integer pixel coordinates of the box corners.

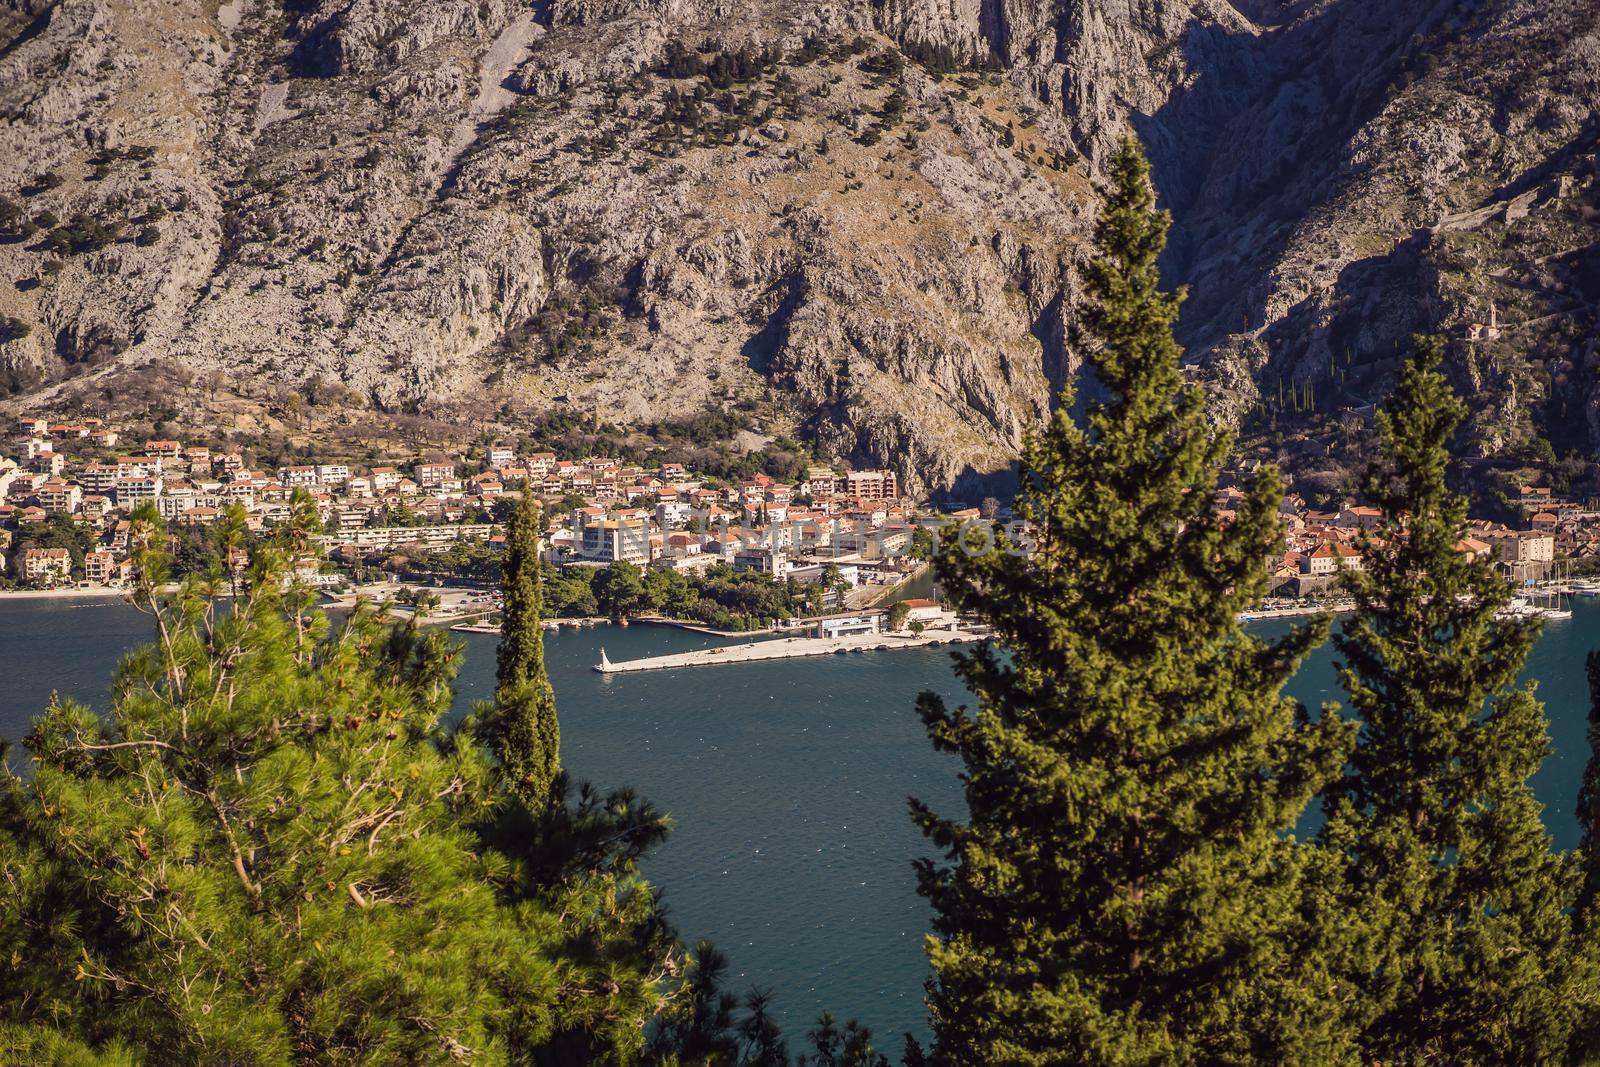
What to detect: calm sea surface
<box><xmin>3</xmin><ymin>595</ymin><xmax>1597</xmax><ymax>1044</ymax></box>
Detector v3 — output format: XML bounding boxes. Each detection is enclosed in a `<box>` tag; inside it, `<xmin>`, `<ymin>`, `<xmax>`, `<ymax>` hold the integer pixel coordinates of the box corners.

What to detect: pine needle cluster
<box><xmin>0</xmin><ymin>497</ymin><xmax>672</xmax><ymax>1063</ymax></box>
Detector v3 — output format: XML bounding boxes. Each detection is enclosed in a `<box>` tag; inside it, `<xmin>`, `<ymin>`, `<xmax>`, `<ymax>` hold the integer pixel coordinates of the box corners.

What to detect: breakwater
<box><xmin>594</xmin><ymin>629</ymin><xmax>980</xmax><ymax>673</ymax></box>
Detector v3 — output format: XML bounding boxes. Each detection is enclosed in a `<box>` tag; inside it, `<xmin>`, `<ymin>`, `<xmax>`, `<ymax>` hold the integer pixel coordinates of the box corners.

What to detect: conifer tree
<box><xmin>1321</xmin><ymin>335</ymin><xmax>1583</xmax><ymax>1061</ymax></box>
<box><xmin>909</xmin><ymin>138</ymin><xmax>1354</xmax><ymax>1063</ymax></box>
<box><xmin>1575</xmin><ymin>652</ymin><xmax>1600</xmax><ymax>1057</ymax></box>
<box><xmin>1581</xmin><ymin>652</ymin><xmax>1600</xmax><ymax>924</ymax></box>
<box><xmin>479</xmin><ymin>491</ymin><xmax>560</xmax><ymax>809</ymax></box>
<box><xmin>0</xmin><ymin>505</ymin><xmax>674</xmax><ymax>1062</ymax></box>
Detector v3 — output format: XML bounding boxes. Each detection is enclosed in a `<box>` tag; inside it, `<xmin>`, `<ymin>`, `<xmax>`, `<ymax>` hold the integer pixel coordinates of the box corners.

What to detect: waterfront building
<box><xmin>815</xmin><ymin>613</ymin><xmax>882</xmax><ymax>638</ymax></box>
<box><xmin>18</xmin><ymin>546</ymin><xmax>71</xmax><ymax>585</ymax></box>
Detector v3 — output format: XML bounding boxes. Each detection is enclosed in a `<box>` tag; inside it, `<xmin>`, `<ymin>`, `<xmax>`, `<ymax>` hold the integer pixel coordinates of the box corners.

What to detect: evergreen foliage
<box><xmin>478</xmin><ymin>492</ymin><xmax>560</xmax><ymax>811</ymax></box>
<box><xmin>1576</xmin><ymin>653</ymin><xmax>1600</xmax><ymax>1057</ymax></box>
<box><xmin>0</xmin><ymin>502</ymin><xmax>675</xmax><ymax>1063</ymax></box>
<box><xmin>646</xmin><ymin>939</ymin><xmax>891</xmax><ymax>1067</ymax></box>
<box><xmin>1581</xmin><ymin>652</ymin><xmax>1600</xmax><ymax>924</ymax></box>
<box><xmin>909</xmin><ymin>137</ymin><xmax>1354</xmax><ymax>1063</ymax></box>
<box><xmin>1321</xmin><ymin>335</ymin><xmax>1588</xmax><ymax>1062</ymax></box>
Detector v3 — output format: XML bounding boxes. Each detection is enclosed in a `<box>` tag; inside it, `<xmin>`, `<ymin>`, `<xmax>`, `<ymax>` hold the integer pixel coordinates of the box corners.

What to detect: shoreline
<box><xmin>0</xmin><ymin>586</ymin><xmax>131</xmax><ymax>602</ymax></box>
<box><xmin>1240</xmin><ymin>602</ymin><xmax>1355</xmax><ymax>620</ymax></box>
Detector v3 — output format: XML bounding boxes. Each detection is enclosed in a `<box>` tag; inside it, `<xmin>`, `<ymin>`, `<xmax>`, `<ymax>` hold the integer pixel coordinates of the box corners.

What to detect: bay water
<box><xmin>3</xmin><ymin>595</ymin><xmax>1596</xmax><ymax>1045</ymax></box>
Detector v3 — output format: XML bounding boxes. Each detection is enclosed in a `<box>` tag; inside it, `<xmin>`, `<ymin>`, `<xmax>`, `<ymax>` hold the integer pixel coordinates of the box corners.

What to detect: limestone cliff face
<box><xmin>880</xmin><ymin>0</ymin><xmax>1600</xmax><ymax>466</ymax></box>
<box><xmin>0</xmin><ymin>0</ymin><xmax>1594</xmax><ymax>492</ymax></box>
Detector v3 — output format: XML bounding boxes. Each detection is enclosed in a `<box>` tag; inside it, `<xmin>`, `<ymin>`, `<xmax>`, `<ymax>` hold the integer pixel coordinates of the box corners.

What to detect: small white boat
<box><xmin>1498</xmin><ymin>596</ymin><xmax>1572</xmax><ymax>621</ymax></box>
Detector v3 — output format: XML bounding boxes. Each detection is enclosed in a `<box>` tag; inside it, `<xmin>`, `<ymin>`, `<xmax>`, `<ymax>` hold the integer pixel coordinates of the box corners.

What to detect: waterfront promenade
<box><xmin>594</xmin><ymin>628</ymin><xmax>982</xmax><ymax>674</ymax></box>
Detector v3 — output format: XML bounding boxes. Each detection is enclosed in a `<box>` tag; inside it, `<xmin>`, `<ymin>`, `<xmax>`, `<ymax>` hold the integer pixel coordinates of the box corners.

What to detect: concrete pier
<box><xmin>594</xmin><ymin>629</ymin><xmax>983</xmax><ymax>674</ymax></box>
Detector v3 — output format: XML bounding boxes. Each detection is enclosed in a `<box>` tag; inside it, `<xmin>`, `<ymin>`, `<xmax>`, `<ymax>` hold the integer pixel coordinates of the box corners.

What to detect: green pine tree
<box><xmin>1320</xmin><ymin>335</ymin><xmax>1584</xmax><ymax>1062</ymax></box>
<box><xmin>910</xmin><ymin>137</ymin><xmax>1354</xmax><ymax>1064</ymax></box>
<box><xmin>0</xmin><ymin>504</ymin><xmax>674</xmax><ymax>1063</ymax></box>
<box><xmin>479</xmin><ymin>492</ymin><xmax>560</xmax><ymax>809</ymax></box>
<box><xmin>1581</xmin><ymin>652</ymin><xmax>1600</xmax><ymax>925</ymax></box>
<box><xmin>1576</xmin><ymin>652</ymin><xmax>1600</xmax><ymax>1057</ymax></box>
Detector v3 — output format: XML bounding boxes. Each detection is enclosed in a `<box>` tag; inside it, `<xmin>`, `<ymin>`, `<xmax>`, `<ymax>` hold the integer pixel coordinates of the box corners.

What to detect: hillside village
<box><xmin>0</xmin><ymin>413</ymin><xmax>1577</xmax><ymax>619</ymax></box>
<box><xmin>0</xmin><ymin>413</ymin><xmax>939</xmax><ymax>605</ymax></box>
<box><xmin>1237</xmin><ymin>485</ymin><xmax>1563</xmax><ymax>601</ymax></box>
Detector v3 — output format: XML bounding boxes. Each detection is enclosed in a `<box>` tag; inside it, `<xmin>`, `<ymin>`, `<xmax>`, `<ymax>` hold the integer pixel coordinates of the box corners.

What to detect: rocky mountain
<box><xmin>0</xmin><ymin>0</ymin><xmax>1594</xmax><ymax>497</ymax></box>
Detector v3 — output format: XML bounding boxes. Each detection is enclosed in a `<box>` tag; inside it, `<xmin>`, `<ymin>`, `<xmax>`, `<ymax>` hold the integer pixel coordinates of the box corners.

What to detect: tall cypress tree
<box><xmin>910</xmin><ymin>138</ymin><xmax>1354</xmax><ymax>1063</ymax></box>
<box><xmin>481</xmin><ymin>491</ymin><xmax>560</xmax><ymax>809</ymax></box>
<box><xmin>1321</xmin><ymin>335</ymin><xmax>1581</xmax><ymax>1061</ymax></box>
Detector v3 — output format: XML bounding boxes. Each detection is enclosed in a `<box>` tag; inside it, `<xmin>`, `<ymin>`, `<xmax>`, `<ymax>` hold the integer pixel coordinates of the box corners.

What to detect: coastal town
<box><xmin>0</xmin><ymin>413</ymin><xmax>948</xmax><ymax>618</ymax></box>
<box><xmin>0</xmin><ymin>413</ymin><xmax>1580</xmax><ymax>631</ymax></box>
<box><xmin>1251</xmin><ymin>484</ymin><xmax>1562</xmax><ymax>597</ymax></box>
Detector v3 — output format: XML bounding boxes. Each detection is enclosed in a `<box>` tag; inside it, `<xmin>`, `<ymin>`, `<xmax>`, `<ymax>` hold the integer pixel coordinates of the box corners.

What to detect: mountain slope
<box><xmin>0</xmin><ymin>0</ymin><xmax>1594</xmax><ymax>495</ymax></box>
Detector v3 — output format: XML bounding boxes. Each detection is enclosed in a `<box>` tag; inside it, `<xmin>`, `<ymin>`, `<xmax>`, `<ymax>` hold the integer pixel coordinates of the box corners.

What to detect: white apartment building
<box><xmin>313</xmin><ymin>524</ymin><xmax>496</xmax><ymax>552</ymax></box>
<box><xmin>79</xmin><ymin>463</ymin><xmax>120</xmax><ymax>493</ymax></box>
<box><xmin>280</xmin><ymin>466</ymin><xmax>320</xmax><ymax>488</ymax></box>
<box><xmin>37</xmin><ymin>481</ymin><xmax>81</xmax><ymax>514</ymax></box>
<box><xmin>574</xmin><ymin>509</ymin><xmax>651</xmax><ymax>564</ymax></box>
<box><xmin>415</xmin><ymin>462</ymin><xmax>455</xmax><ymax>487</ymax></box>
<box><xmin>656</xmin><ymin>496</ymin><xmax>691</xmax><ymax>529</ymax></box>
<box><xmin>115</xmin><ymin>475</ymin><xmax>163</xmax><ymax>506</ymax></box>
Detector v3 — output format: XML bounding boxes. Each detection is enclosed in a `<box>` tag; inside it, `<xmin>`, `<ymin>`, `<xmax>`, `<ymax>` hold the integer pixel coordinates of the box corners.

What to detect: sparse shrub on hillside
<box><xmin>657</xmin><ymin>38</ymin><xmax>702</xmax><ymax>79</ymax></box>
<box><xmin>835</xmin><ymin>35</ymin><xmax>872</xmax><ymax>63</ymax></box>
<box><xmin>704</xmin><ymin>45</ymin><xmax>781</xmax><ymax>90</ymax></box>
<box><xmin>23</xmin><ymin>171</ymin><xmax>61</xmax><ymax>196</ymax></box>
<box><xmin>859</xmin><ymin>47</ymin><xmax>905</xmax><ymax>81</ymax></box>
<box><xmin>904</xmin><ymin>39</ymin><xmax>1005</xmax><ymax>74</ymax></box>
<box><xmin>790</xmin><ymin>34</ymin><xmax>828</xmax><ymax>65</ymax></box>
<box><xmin>44</xmin><ymin>213</ymin><xmax>124</xmax><ymax>255</ymax></box>
<box><xmin>880</xmin><ymin>88</ymin><xmax>907</xmax><ymax>129</ymax></box>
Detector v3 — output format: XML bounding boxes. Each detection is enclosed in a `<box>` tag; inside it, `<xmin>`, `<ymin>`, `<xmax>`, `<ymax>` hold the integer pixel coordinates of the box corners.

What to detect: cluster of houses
<box><xmin>549</xmin><ymin>465</ymin><xmax>929</xmax><ymax>584</ymax></box>
<box><xmin>0</xmin><ymin>414</ymin><xmax>930</xmax><ymax>593</ymax></box>
<box><xmin>7</xmin><ymin>410</ymin><xmax>1583</xmax><ymax>601</ymax></box>
<box><xmin>1215</xmin><ymin>486</ymin><xmax>1563</xmax><ymax>599</ymax></box>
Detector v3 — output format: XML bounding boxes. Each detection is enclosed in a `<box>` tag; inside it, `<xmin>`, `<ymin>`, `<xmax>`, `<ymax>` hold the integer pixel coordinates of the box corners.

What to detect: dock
<box><xmin>594</xmin><ymin>629</ymin><xmax>984</xmax><ymax>674</ymax></box>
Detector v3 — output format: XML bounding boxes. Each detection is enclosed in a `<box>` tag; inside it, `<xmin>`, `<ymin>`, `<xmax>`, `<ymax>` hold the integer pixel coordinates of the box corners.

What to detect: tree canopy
<box><xmin>0</xmin><ymin>503</ymin><xmax>673</xmax><ymax>1063</ymax></box>
<box><xmin>1320</xmin><ymin>335</ymin><xmax>1594</xmax><ymax>1062</ymax></box>
<box><xmin>910</xmin><ymin>137</ymin><xmax>1354</xmax><ymax>1063</ymax></box>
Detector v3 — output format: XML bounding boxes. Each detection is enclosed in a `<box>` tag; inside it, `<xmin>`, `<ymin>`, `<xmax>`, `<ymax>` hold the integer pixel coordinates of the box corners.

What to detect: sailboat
<box><xmin>1534</xmin><ymin>571</ymin><xmax>1573</xmax><ymax>620</ymax></box>
<box><xmin>1501</xmin><ymin>568</ymin><xmax>1572</xmax><ymax>621</ymax></box>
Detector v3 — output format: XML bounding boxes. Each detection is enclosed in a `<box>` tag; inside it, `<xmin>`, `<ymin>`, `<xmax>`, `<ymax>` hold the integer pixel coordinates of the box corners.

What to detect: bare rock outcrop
<box><xmin>0</xmin><ymin>0</ymin><xmax>1594</xmax><ymax>491</ymax></box>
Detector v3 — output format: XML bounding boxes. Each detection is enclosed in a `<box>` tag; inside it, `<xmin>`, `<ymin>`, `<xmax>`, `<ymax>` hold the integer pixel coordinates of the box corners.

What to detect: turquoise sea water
<box><xmin>2</xmin><ymin>596</ymin><xmax>1596</xmax><ymax>1044</ymax></box>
